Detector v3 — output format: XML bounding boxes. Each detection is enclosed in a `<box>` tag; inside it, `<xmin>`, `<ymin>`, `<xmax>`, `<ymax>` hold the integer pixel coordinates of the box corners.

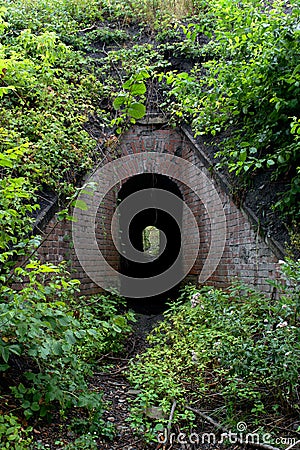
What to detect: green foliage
<box><xmin>0</xmin><ymin>413</ymin><xmax>33</xmax><ymax>449</ymax></box>
<box><xmin>1</xmin><ymin>0</ymin><xmax>299</xmax><ymax>444</ymax></box>
<box><xmin>112</xmin><ymin>69</ymin><xmax>149</xmax><ymax>133</ymax></box>
<box><xmin>5</xmin><ymin>0</ymin><xmax>103</xmax><ymax>43</ymax></box>
<box><xmin>0</xmin><ymin>0</ymin><xmax>170</xmax><ymax>198</ymax></box>
<box><xmin>0</xmin><ymin>133</ymin><xmax>39</xmax><ymax>269</ymax></box>
<box><xmin>128</xmin><ymin>260</ymin><xmax>300</xmax><ymax>439</ymax></box>
<box><xmin>1</xmin><ymin>3</ymin><xmax>107</xmax><ymax>196</ymax></box>
<box><xmin>160</xmin><ymin>0</ymin><xmax>300</xmax><ymax>222</ymax></box>
<box><xmin>61</xmin><ymin>433</ymin><xmax>99</xmax><ymax>450</ymax></box>
<box><xmin>0</xmin><ymin>262</ymin><xmax>133</xmax><ymax>428</ymax></box>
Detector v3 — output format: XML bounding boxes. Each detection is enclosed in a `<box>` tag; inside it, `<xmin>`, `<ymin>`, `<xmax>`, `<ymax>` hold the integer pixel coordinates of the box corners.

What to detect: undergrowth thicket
<box><xmin>160</xmin><ymin>0</ymin><xmax>300</xmax><ymax>223</ymax></box>
<box><xmin>0</xmin><ymin>1</ymin><xmax>140</xmax><ymax>447</ymax></box>
<box><xmin>128</xmin><ymin>260</ymin><xmax>300</xmax><ymax>444</ymax></box>
<box><xmin>1</xmin><ymin>0</ymin><xmax>300</xmax><ymax>448</ymax></box>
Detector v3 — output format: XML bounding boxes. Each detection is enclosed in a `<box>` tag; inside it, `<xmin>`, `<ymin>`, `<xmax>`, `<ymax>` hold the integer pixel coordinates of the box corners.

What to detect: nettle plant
<box><xmin>128</xmin><ymin>259</ymin><xmax>300</xmax><ymax>440</ymax></box>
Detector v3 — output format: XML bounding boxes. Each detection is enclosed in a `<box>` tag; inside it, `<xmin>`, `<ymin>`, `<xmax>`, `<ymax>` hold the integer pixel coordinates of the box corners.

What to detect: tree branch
<box><xmin>185</xmin><ymin>405</ymin><xmax>281</xmax><ymax>450</ymax></box>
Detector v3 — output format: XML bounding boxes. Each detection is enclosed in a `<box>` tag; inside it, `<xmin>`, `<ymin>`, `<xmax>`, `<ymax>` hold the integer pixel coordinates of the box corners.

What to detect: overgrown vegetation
<box><xmin>128</xmin><ymin>260</ymin><xmax>300</xmax><ymax>443</ymax></box>
<box><xmin>160</xmin><ymin>0</ymin><xmax>300</xmax><ymax>222</ymax></box>
<box><xmin>0</xmin><ymin>1</ymin><xmax>140</xmax><ymax>447</ymax></box>
<box><xmin>1</xmin><ymin>0</ymin><xmax>299</xmax><ymax>447</ymax></box>
<box><xmin>2</xmin><ymin>0</ymin><xmax>299</xmax><ymax>222</ymax></box>
<box><xmin>0</xmin><ymin>261</ymin><xmax>134</xmax><ymax>446</ymax></box>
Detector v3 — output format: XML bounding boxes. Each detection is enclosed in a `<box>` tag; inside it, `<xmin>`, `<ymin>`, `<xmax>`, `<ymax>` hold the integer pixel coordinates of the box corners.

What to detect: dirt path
<box><xmin>33</xmin><ymin>314</ymin><xmax>163</xmax><ymax>449</ymax></box>
<box><xmin>33</xmin><ymin>314</ymin><xmax>251</xmax><ymax>450</ymax></box>
<box><xmin>94</xmin><ymin>314</ymin><xmax>163</xmax><ymax>450</ymax></box>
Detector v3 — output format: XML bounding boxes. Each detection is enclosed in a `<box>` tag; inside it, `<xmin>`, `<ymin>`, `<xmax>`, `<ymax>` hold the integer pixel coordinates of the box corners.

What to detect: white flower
<box><xmin>276</xmin><ymin>321</ymin><xmax>288</xmax><ymax>328</ymax></box>
<box><xmin>191</xmin><ymin>292</ymin><xmax>201</xmax><ymax>308</ymax></box>
<box><xmin>191</xmin><ymin>351</ymin><xmax>198</xmax><ymax>362</ymax></box>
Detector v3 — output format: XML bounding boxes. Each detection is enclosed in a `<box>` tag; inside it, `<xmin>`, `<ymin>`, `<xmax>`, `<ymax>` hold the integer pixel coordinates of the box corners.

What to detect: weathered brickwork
<box><xmin>37</xmin><ymin>123</ymin><xmax>280</xmax><ymax>296</ymax></box>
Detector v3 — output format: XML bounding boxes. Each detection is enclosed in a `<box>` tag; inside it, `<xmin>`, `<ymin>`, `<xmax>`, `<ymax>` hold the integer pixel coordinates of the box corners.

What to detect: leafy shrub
<box><xmin>160</xmin><ymin>0</ymin><xmax>300</xmax><ymax>222</ymax></box>
<box><xmin>0</xmin><ymin>413</ymin><xmax>33</xmax><ymax>449</ymax></box>
<box><xmin>128</xmin><ymin>260</ymin><xmax>300</xmax><ymax>439</ymax></box>
<box><xmin>4</xmin><ymin>0</ymin><xmax>102</xmax><ymax>41</ymax></box>
<box><xmin>0</xmin><ymin>262</ymin><xmax>134</xmax><ymax>426</ymax></box>
<box><xmin>0</xmin><ymin>132</ymin><xmax>40</xmax><ymax>276</ymax></box>
<box><xmin>0</xmin><ymin>4</ymin><xmax>108</xmax><ymax>197</ymax></box>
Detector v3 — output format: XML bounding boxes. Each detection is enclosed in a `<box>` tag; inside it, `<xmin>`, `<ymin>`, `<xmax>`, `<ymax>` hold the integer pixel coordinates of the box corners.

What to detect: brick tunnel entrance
<box><xmin>39</xmin><ymin>124</ymin><xmax>281</xmax><ymax>308</ymax></box>
<box><xmin>118</xmin><ymin>173</ymin><xmax>183</xmax><ymax>314</ymax></box>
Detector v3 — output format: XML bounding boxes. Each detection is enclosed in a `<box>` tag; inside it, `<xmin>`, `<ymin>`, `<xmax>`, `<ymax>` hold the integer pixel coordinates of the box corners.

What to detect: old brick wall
<box><xmin>37</xmin><ymin>123</ymin><xmax>280</xmax><ymax>295</ymax></box>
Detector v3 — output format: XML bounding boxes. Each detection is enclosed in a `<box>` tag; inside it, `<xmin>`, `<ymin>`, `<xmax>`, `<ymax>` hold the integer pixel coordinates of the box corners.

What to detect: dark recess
<box><xmin>118</xmin><ymin>173</ymin><xmax>183</xmax><ymax>314</ymax></box>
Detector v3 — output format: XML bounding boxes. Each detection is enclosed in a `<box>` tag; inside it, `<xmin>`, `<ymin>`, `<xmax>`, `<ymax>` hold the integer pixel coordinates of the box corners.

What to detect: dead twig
<box><xmin>117</xmin><ymin>438</ymin><xmax>143</xmax><ymax>448</ymax></box>
<box><xmin>167</xmin><ymin>400</ymin><xmax>177</xmax><ymax>439</ymax></box>
<box><xmin>185</xmin><ymin>405</ymin><xmax>281</xmax><ymax>450</ymax></box>
<box><xmin>78</xmin><ymin>24</ymin><xmax>96</xmax><ymax>33</ymax></box>
<box><xmin>96</xmin><ymin>353</ymin><xmax>129</xmax><ymax>363</ymax></box>
<box><xmin>126</xmin><ymin>338</ymin><xmax>136</xmax><ymax>358</ymax></box>
<box><xmin>94</xmin><ymin>365</ymin><xmax>128</xmax><ymax>376</ymax></box>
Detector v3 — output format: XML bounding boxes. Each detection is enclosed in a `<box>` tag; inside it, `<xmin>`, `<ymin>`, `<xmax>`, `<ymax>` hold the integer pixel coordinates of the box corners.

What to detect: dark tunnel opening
<box><xmin>118</xmin><ymin>173</ymin><xmax>183</xmax><ymax>314</ymax></box>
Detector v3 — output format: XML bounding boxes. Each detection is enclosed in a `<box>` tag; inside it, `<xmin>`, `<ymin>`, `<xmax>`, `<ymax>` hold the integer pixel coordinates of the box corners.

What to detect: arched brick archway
<box><xmin>38</xmin><ymin>122</ymin><xmax>281</xmax><ymax>307</ymax></box>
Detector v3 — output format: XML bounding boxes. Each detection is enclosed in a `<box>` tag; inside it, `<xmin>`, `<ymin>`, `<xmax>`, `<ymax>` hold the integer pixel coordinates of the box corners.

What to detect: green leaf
<box><xmin>8</xmin><ymin>345</ymin><xmax>21</xmax><ymax>356</ymax></box>
<box><xmin>65</xmin><ymin>330</ymin><xmax>76</xmax><ymax>345</ymax></box>
<box><xmin>127</xmin><ymin>102</ymin><xmax>146</xmax><ymax>119</ymax></box>
<box><xmin>30</xmin><ymin>402</ymin><xmax>40</xmax><ymax>411</ymax></box>
<box><xmin>129</xmin><ymin>82</ymin><xmax>146</xmax><ymax>95</ymax></box>
<box><xmin>122</xmin><ymin>79</ymin><xmax>133</xmax><ymax>90</ymax></box>
<box><xmin>239</xmin><ymin>149</ymin><xmax>247</xmax><ymax>162</ymax></box>
<box><xmin>0</xmin><ymin>86</ymin><xmax>15</xmax><ymax>98</ymax></box>
<box><xmin>1</xmin><ymin>346</ymin><xmax>9</xmax><ymax>363</ymax></box>
<box><xmin>40</xmin><ymin>405</ymin><xmax>48</xmax><ymax>417</ymax></box>
<box><xmin>113</xmin><ymin>95</ymin><xmax>127</xmax><ymax>110</ymax></box>
<box><xmin>52</xmin><ymin>341</ymin><xmax>63</xmax><ymax>356</ymax></box>
<box><xmin>0</xmin><ymin>154</ymin><xmax>14</xmax><ymax>168</ymax></box>
<box><xmin>135</xmin><ymin>70</ymin><xmax>150</xmax><ymax>81</ymax></box>
<box><xmin>22</xmin><ymin>400</ymin><xmax>31</xmax><ymax>409</ymax></box>
<box><xmin>73</xmin><ymin>199</ymin><xmax>88</xmax><ymax>211</ymax></box>
<box><xmin>267</xmin><ymin>159</ymin><xmax>275</xmax><ymax>167</ymax></box>
<box><xmin>18</xmin><ymin>383</ymin><xmax>27</xmax><ymax>394</ymax></box>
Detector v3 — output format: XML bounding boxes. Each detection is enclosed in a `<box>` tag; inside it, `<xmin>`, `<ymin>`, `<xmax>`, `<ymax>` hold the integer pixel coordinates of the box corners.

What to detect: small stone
<box><xmin>144</xmin><ymin>406</ymin><xmax>165</xmax><ymax>420</ymax></box>
<box><xmin>127</xmin><ymin>389</ymin><xmax>141</xmax><ymax>395</ymax></box>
